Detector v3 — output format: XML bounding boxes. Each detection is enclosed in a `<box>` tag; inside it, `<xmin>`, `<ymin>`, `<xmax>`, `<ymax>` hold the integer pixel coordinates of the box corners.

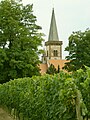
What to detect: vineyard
<box><xmin>0</xmin><ymin>67</ymin><xmax>90</xmax><ymax>120</ymax></box>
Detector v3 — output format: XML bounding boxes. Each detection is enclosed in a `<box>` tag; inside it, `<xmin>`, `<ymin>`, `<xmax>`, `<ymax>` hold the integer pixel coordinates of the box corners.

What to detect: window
<box><xmin>53</xmin><ymin>50</ymin><xmax>58</xmax><ymax>57</ymax></box>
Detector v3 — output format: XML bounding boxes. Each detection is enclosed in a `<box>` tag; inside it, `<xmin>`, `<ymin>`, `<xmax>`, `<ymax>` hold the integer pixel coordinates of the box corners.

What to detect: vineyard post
<box><xmin>75</xmin><ymin>90</ymin><xmax>83</xmax><ymax>120</ymax></box>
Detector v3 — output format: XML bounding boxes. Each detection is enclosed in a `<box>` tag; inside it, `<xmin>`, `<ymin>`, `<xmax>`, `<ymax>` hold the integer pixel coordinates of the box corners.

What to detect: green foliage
<box><xmin>64</xmin><ymin>29</ymin><xmax>90</xmax><ymax>72</ymax></box>
<box><xmin>46</xmin><ymin>64</ymin><xmax>60</xmax><ymax>75</ymax></box>
<box><xmin>1</xmin><ymin>67</ymin><xmax>90</xmax><ymax>119</ymax></box>
<box><xmin>0</xmin><ymin>72</ymin><xmax>78</xmax><ymax>120</ymax></box>
<box><xmin>0</xmin><ymin>0</ymin><xmax>43</xmax><ymax>83</ymax></box>
<box><xmin>72</xmin><ymin>67</ymin><xmax>90</xmax><ymax>119</ymax></box>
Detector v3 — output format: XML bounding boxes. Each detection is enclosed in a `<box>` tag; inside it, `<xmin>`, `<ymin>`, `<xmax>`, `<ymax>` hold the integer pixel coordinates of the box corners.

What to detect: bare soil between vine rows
<box><xmin>0</xmin><ymin>108</ymin><xmax>14</xmax><ymax>120</ymax></box>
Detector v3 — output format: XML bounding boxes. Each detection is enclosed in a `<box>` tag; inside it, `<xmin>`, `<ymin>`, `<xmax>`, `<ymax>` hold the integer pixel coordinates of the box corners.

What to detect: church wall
<box><xmin>46</xmin><ymin>45</ymin><xmax>62</xmax><ymax>60</ymax></box>
<box><xmin>51</xmin><ymin>45</ymin><xmax>61</xmax><ymax>57</ymax></box>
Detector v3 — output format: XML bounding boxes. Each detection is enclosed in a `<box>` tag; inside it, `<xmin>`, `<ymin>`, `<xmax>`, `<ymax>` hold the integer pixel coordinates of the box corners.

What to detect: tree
<box><xmin>64</xmin><ymin>29</ymin><xmax>90</xmax><ymax>72</ymax></box>
<box><xmin>72</xmin><ymin>67</ymin><xmax>90</xmax><ymax>120</ymax></box>
<box><xmin>57</xmin><ymin>65</ymin><xmax>60</xmax><ymax>73</ymax></box>
<box><xmin>46</xmin><ymin>64</ymin><xmax>58</xmax><ymax>75</ymax></box>
<box><xmin>0</xmin><ymin>0</ymin><xmax>43</xmax><ymax>83</ymax></box>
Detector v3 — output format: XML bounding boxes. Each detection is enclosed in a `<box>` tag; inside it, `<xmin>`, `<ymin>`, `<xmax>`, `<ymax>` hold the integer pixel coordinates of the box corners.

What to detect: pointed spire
<box><xmin>48</xmin><ymin>8</ymin><xmax>59</xmax><ymax>41</ymax></box>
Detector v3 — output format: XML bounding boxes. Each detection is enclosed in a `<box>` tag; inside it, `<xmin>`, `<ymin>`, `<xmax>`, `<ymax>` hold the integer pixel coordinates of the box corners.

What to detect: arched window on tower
<box><xmin>53</xmin><ymin>50</ymin><xmax>58</xmax><ymax>57</ymax></box>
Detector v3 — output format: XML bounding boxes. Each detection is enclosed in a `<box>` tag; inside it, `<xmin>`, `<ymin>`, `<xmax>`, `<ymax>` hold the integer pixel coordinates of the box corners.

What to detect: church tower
<box><xmin>45</xmin><ymin>8</ymin><xmax>62</xmax><ymax>62</ymax></box>
<box><xmin>40</xmin><ymin>8</ymin><xmax>67</xmax><ymax>74</ymax></box>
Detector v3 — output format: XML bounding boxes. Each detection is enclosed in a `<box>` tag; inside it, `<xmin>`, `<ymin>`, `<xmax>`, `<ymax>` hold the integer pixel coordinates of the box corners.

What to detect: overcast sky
<box><xmin>22</xmin><ymin>0</ymin><xmax>90</xmax><ymax>58</ymax></box>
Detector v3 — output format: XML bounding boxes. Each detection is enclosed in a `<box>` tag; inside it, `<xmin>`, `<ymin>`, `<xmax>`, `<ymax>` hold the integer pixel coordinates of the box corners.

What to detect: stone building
<box><xmin>40</xmin><ymin>8</ymin><xmax>68</xmax><ymax>74</ymax></box>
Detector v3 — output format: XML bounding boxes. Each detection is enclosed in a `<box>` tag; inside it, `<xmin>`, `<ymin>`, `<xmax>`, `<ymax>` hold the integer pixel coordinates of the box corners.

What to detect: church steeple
<box><xmin>48</xmin><ymin>8</ymin><xmax>59</xmax><ymax>41</ymax></box>
<box><xmin>43</xmin><ymin>8</ymin><xmax>63</xmax><ymax>63</ymax></box>
<box><xmin>40</xmin><ymin>7</ymin><xmax>67</xmax><ymax>74</ymax></box>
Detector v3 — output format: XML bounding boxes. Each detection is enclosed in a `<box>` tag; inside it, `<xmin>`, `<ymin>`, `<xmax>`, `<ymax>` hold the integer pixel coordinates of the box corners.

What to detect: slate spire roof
<box><xmin>48</xmin><ymin>8</ymin><xmax>59</xmax><ymax>41</ymax></box>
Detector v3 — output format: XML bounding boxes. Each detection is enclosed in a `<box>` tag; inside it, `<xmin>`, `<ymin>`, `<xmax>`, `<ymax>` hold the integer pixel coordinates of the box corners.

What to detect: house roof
<box><xmin>40</xmin><ymin>59</ymin><xmax>69</xmax><ymax>75</ymax></box>
<box><xmin>39</xmin><ymin>63</ymin><xmax>48</xmax><ymax>75</ymax></box>
<box><xmin>48</xmin><ymin>59</ymin><xmax>68</xmax><ymax>70</ymax></box>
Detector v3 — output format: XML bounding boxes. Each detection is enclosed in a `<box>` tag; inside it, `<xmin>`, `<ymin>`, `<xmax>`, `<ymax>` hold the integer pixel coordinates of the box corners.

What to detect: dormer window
<box><xmin>53</xmin><ymin>50</ymin><xmax>58</xmax><ymax>57</ymax></box>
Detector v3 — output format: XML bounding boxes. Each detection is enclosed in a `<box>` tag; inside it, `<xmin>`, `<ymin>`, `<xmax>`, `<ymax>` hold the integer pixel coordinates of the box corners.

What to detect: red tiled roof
<box><xmin>40</xmin><ymin>59</ymin><xmax>69</xmax><ymax>74</ymax></box>
<box><xmin>48</xmin><ymin>59</ymin><xmax>68</xmax><ymax>70</ymax></box>
<box><xmin>39</xmin><ymin>63</ymin><xmax>48</xmax><ymax>75</ymax></box>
